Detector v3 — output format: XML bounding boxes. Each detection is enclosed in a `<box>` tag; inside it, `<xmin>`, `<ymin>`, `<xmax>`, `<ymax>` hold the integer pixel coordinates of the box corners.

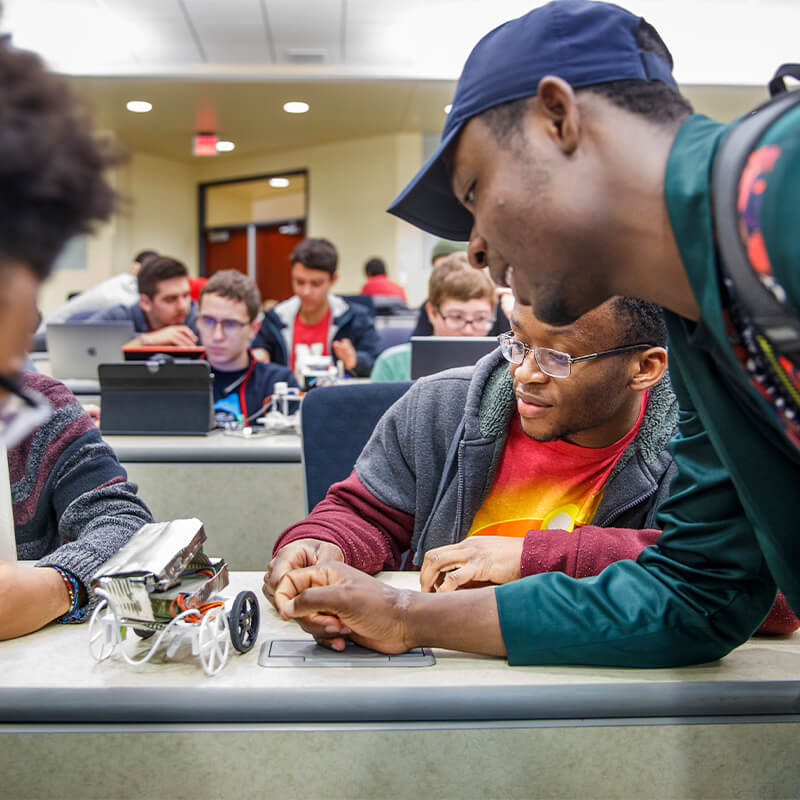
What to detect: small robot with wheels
<box><xmin>88</xmin><ymin>518</ymin><xmax>260</xmax><ymax>676</ymax></box>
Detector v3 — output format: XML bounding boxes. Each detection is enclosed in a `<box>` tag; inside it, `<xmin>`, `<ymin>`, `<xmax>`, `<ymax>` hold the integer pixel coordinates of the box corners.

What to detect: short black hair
<box><xmin>613</xmin><ymin>296</ymin><xmax>667</xmax><ymax>347</ymax></box>
<box><xmin>0</xmin><ymin>43</ymin><xmax>121</xmax><ymax>280</ymax></box>
<box><xmin>365</xmin><ymin>257</ymin><xmax>386</xmax><ymax>277</ymax></box>
<box><xmin>134</xmin><ymin>249</ymin><xmax>159</xmax><ymax>265</ymax></box>
<box><xmin>480</xmin><ymin>20</ymin><xmax>692</xmax><ymax>145</ymax></box>
<box><xmin>138</xmin><ymin>256</ymin><xmax>189</xmax><ymax>298</ymax></box>
<box><xmin>290</xmin><ymin>238</ymin><xmax>338</xmax><ymax>276</ymax></box>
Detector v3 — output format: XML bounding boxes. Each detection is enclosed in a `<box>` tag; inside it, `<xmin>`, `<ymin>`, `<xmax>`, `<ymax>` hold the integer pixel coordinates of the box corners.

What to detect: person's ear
<box><xmin>535</xmin><ymin>75</ymin><xmax>580</xmax><ymax>155</ymax></box>
<box><xmin>250</xmin><ymin>318</ymin><xmax>261</xmax><ymax>338</ymax></box>
<box><xmin>331</xmin><ymin>272</ymin><xmax>338</xmax><ymax>287</ymax></box>
<box><xmin>139</xmin><ymin>293</ymin><xmax>153</xmax><ymax>314</ymax></box>
<box><xmin>628</xmin><ymin>347</ymin><xmax>668</xmax><ymax>392</ymax></box>
<box><xmin>425</xmin><ymin>301</ymin><xmax>436</xmax><ymax>326</ymax></box>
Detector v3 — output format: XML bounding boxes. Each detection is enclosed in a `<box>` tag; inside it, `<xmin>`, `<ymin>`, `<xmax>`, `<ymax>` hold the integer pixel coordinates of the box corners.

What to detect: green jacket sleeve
<box><xmin>495</xmin><ymin>360</ymin><xmax>776</xmax><ymax>667</ymax></box>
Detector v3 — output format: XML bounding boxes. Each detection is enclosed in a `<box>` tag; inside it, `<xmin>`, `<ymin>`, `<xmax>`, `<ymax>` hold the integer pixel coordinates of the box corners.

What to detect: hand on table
<box><xmin>0</xmin><ymin>561</ymin><xmax>72</xmax><ymax>639</ymax></box>
<box><xmin>139</xmin><ymin>325</ymin><xmax>198</xmax><ymax>347</ymax></box>
<box><xmin>263</xmin><ymin>539</ymin><xmax>345</xmax><ymax>642</ymax></box>
<box><xmin>331</xmin><ymin>338</ymin><xmax>357</xmax><ymax>372</ymax></box>
<box><xmin>273</xmin><ymin>562</ymin><xmax>414</xmax><ymax>654</ymax></box>
<box><xmin>419</xmin><ymin>536</ymin><xmax>523</xmax><ymax>593</ymax></box>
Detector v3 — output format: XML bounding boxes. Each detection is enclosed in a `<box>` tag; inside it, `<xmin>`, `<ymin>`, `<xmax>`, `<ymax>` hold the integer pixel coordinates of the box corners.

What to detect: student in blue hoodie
<box><xmin>251</xmin><ymin>238</ymin><xmax>380</xmax><ymax>379</ymax></box>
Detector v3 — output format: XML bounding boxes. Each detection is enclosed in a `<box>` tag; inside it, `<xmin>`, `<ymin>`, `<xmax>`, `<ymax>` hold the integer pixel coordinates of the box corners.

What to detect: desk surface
<box><xmin>105</xmin><ymin>429</ymin><xmax>301</xmax><ymax>462</ymax></box>
<box><xmin>1</xmin><ymin>572</ymin><xmax>798</xmax><ymax>725</ymax></box>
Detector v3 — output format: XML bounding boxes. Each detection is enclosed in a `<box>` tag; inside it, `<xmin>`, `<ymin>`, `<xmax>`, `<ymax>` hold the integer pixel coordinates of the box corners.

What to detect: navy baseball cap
<box><xmin>387</xmin><ymin>0</ymin><xmax>677</xmax><ymax>240</ymax></box>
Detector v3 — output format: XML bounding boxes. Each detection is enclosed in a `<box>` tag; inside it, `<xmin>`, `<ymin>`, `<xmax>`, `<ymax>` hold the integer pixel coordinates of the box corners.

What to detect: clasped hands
<box><xmin>263</xmin><ymin>535</ymin><xmax>522</xmax><ymax>652</ymax></box>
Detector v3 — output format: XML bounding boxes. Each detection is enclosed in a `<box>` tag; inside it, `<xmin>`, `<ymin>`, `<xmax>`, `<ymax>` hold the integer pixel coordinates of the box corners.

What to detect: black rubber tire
<box><xmin>229</xmin><ymin>590</ymin><xmax>260</xmax><ymax>653</ymax></box>
<box><xmin>134</xmin><ymin>628</ymin><xmax>156</xmax><ymax>640</ymax></box>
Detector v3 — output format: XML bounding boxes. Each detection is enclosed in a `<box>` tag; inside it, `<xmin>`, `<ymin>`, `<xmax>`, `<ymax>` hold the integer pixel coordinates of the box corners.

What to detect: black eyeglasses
<box><xmin>435</xmin><ymin>306</ymin><xmax>495</xmax><ymax>333</ymax></box>
<box><xmin>197</xmin><ymin>315</ymin><xmax>249</xmax><ymax>335</ymax></box>
<box><xmin>497</xmin><ymin>333</ymin><xmax>653</xmax><ymax>379</ymax></box>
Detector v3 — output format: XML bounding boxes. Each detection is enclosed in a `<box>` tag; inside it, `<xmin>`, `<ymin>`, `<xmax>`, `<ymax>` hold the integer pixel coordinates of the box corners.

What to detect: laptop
<box><xmin>46</xmin><ymin>321</ymin><xmax>135</xmax><ymax>380</ymax></box>
<box><xmin>98</xmin><ymin>360</ymin><xmax>214</xmax><ymax>435</ymax></box>
<box><xmin>0</xmin><ymin>446</ymin><xmax>16</xmax><ymax>562</ymax></box>
<box><xmin>410</xmin><ymin>336</ymin><xmax>499</xmax><ymax>380</ymax></box>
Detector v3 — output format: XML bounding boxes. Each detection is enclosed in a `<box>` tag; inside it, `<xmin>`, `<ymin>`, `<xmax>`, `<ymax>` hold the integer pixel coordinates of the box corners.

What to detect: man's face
<box><xmin>508</xmin><ymin>301</ymin><xmax>640</xmax><ymax>448</ymax></box>
<box><xmin>291</xmin><ymin>262</ymin><xmax>334</xmax><ymax>317</ymax></box>
<box><xmin>140</xmin><ymin>276</ymin><xmax>192</xmax><ymax>329</ymax></box>
<box><xmin>197</xmin><ymin>292</ymin><xmax>257</xmax><ymax>370</ymax></box>
<box><xmin>0</xmin><ymin>263</ymin><xmax>39</xmax><ymax>401</ymax></box>
<box><xmin>451</xmin><ymin>110</ymin><xmax>612</xmax><ymax>326</ymax></box>
<box><xmin>428</xmin><ymin>297</ymin><xmax>494</xmax><ymax>337</ymax></box>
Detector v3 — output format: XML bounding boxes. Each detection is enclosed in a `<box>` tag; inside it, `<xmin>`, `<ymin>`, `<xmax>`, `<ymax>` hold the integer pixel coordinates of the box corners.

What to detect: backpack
<box><xmin>711</xmin><ymin>63</ymin><xmax>800</xmax><ymax>443</ymax></box>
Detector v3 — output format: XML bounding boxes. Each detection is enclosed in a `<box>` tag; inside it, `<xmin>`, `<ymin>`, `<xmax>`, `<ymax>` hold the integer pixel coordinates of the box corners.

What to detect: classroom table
<box><xmin>1</xmin><ymin>572</ymin><xmax>798</xmax><ymax>800</ymax></box>
<box><xmin>105</xmin><ymin>431</ymin><xmax>305</xmax><ymax>570</ymax></box>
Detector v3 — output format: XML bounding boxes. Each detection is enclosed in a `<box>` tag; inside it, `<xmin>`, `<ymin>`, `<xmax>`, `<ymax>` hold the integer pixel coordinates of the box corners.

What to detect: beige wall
<box><xmin>195</xmin><ymin>132</ymin><xmax>426</xmax><ymax>300</ymax></box>
<box><xmin>39</xmin><ymin>132</ymin><xmax>428</xmax><ymax>315</ymax></box>
<box><xmin>113</xmin><ymin>151</ymin><xmax>197</xmax><ymax>273</ymax></box>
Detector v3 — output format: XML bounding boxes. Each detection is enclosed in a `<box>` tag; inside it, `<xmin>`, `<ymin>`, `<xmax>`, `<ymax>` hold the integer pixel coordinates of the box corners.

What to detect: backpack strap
<box><xmin>711</xmin><ymin>64</ymin><xmax>800</xmax><ymax>362</ymax></box>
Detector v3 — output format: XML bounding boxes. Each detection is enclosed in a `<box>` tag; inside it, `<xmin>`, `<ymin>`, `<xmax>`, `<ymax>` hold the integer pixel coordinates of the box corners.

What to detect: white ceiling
<box><xmin>2</xmin><ymin>1</ymin><xmax>792</xmax><ymax>162</ymax></box>
<box><xmin>5</xmin><ymin>0</ymin><xmax>798</xmax><ymax>84</ymax></box>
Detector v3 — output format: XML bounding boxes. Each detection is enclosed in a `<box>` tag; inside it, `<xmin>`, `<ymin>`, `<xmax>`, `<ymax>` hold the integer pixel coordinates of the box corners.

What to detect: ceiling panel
<box><xmin>265</xmin><ymin>0</ymin><xmax>343</xmax><ymax>62</ymax></box>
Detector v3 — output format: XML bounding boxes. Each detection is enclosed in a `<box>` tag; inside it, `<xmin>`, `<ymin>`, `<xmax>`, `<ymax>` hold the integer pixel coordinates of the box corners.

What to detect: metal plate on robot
<box><xmin>90</xmin><ymin>518</ymin><xmax>206</xmax><ymax>590</ymax></box>
<box><xmin>258</xmin><ymin>639</ymin><xmax>435</xmax><ymax>667</ymax></box>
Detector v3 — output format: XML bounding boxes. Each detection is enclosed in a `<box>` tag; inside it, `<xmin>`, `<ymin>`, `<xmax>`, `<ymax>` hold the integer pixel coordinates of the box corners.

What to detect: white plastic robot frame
<box><xmin>88</xmin><ymin>518</ymin><xmax>260</xmax><ymax>676</ymax></box>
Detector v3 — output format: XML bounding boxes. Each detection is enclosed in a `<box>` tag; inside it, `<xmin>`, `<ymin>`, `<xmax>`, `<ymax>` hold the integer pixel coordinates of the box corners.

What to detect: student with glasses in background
<box><xmin>266</xmin><ymin>293</ymin><xmax>799</xmax><ymax>646</ymax></box>
<box><xmin>196</xmin><ymin>270</ymin><xmax>297</xmax><ymax>427</ymax></box>
<box><xmin>370</xmin><ymin>253</ymin><xmax>497</xmax><ymax>382</ymax></box>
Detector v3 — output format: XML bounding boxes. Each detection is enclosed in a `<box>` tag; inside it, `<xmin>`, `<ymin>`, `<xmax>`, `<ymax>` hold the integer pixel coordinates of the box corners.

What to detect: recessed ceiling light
<box><xmin>444</xmin><ymin>104</ymin><xmax>452</xmax><ymax>114</ymax></box>
<box><xmin>127</xmin><ymin>100</ymin><xmax>152</xmax><ymax>113</ymax></box>
<box><xmin>269</xmin><ymin>177</ymin><xmax>290</xmax><ymax>188</ymax></box>
<box><xmin>283</xmin><ymin>101</ymin><xmax>309</xmax><ymax>114</ymax></box>
<box><xmin>216</xmin><ymin>140</ymin><xmax>235</xmax><ymax>152</ymax></box>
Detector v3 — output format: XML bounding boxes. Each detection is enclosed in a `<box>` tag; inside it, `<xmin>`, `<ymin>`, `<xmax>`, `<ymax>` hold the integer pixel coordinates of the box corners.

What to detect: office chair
<box><xmin>376</xmin><ymin>325</ymin><xmax>413</xmax><ymax>353</ymax></box>
<box><xmin>300</xmin><ymin>380</ymin><xmax>413</xmax><ymax>512</ymax></box>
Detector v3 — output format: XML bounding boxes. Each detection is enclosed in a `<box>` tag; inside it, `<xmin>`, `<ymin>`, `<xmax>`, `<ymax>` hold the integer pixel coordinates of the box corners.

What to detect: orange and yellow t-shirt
<box><xmin>467</xmin><ymin>392</ymin><xmax>647</xmax><ymax>538</ymax></box>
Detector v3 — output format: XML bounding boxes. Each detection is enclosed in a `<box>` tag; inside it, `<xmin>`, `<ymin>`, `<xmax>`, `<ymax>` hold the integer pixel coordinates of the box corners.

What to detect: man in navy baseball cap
<box><xmin>388</xmin><ymin>0</ymin><xmax>677</xmax><ymax>244</ymax></box>
<box><xmin>270</xmin><ymin>0</ymin><xmax>800</xmax><ymax>672</ymax></box>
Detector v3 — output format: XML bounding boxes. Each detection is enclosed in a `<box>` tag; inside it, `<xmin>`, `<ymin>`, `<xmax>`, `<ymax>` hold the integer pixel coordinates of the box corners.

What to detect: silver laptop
<box><xmin>46</xmin><ymin>321</ymin><xmax>135</xmax><ymax>381</ymax></box>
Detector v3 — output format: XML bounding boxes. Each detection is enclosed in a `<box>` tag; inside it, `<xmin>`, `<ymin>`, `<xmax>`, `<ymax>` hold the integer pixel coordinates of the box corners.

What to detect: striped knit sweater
<box><xmin>10</xmin><ymin>372</ymin><xmax>153</xmax><ymax>618</ymax></box>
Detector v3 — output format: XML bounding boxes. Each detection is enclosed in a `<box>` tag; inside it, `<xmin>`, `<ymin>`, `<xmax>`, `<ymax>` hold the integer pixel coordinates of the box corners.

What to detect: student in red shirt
<box><xmin>251</xmin><ymin>238</ymin><xmax>381</xmax><ymax>379</ymax></box>
<box><xmin>360</xmin><ymin>257</ymin><xmax>407</xmax><ymax>303</ymax></box>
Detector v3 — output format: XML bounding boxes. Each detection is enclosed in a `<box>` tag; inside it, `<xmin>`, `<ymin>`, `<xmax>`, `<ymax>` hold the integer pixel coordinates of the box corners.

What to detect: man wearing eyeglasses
<box><xmin>371</xmin><ymin>253</ymin><xmax>497</xmax><ymax>382</ymax></box>
<box><xmin>266</xmin><ymin>297</ymin><xmax>797</xmax><ymax>645</ymax></box>
<box><xmin>196</xmin><ymin>270</ymin><xmax>297</xmax><ymax>426</ymax></box>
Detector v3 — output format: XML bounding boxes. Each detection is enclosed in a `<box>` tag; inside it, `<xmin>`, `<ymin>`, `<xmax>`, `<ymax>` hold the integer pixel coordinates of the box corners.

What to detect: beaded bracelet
<box><xmin>50</xmin><ymin>566</ymin><xmax>87</xmax><ymax>623</ymax></box>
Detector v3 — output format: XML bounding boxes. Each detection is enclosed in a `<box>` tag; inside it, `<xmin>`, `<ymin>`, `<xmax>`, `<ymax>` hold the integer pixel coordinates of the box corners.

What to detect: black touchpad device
<box><xmin>99</xmin><ymin>360</ymin><xmax>214</xmax><ymax>435</ymax></box>
<box><xmin>258</xmin><ymin>639</ymin><xmax>435</xmax><ymax>667</ymax></box>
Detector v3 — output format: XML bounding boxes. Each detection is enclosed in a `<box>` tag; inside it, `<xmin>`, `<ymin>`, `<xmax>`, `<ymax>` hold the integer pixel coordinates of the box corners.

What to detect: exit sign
<box><xmin>193</xmin><ymin>133</ymin><xmax>218</xmax><ymax>157</ymax></box>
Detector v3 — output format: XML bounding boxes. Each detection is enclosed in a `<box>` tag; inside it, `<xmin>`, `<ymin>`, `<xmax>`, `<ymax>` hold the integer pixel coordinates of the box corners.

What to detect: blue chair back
<box><xmin>377</xmin><ymin>325</ymin><xmax>413</xmax><ymax>353</ymax></box>
<box><xmin>300</xmin><ymin>381</ymin><xmax>413</xmax><ymax>511</ymax></box>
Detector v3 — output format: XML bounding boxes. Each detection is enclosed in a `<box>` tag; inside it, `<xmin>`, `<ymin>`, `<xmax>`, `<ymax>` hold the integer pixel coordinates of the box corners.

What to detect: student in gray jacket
<box><xmin>267</xmin><ymin>297</ymin><xmax>797</xmax><ymax>644</ymax></box>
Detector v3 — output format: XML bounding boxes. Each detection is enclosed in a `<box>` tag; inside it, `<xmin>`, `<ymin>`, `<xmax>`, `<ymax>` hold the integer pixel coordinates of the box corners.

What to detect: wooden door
<box><xmin>205</xmin><ymin>228</ymin><xmax>248</xmax><ymax>277</ymax></box>
<box><xmin>255</xmin><ymin>222</ymin><xmax>305</xmax><ymax>304</ymax></box>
